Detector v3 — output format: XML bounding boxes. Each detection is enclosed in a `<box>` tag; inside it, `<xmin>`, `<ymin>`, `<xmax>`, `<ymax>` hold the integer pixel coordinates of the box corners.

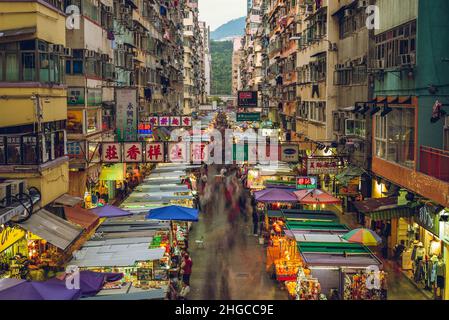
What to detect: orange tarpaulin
<box><xmin>294</xmin><ymin>189</ymin><xmax>342</xmax><ymax>205</ymax></box>
<box><xmin>64</xmin><ymin>205</ymin><xmax>100</xmax><ymax>233</ymax></box>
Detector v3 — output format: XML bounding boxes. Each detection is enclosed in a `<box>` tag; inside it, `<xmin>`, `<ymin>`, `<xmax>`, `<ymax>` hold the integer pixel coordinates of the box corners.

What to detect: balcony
<box><xmin>420</xmin><ymin>146</ymin><xmax>449</xmax><ymax>183</ymax></box>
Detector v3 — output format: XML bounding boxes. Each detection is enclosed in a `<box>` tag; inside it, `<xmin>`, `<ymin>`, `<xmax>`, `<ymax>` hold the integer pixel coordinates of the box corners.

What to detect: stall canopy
<box><xmin>46</xmin><ymin>271</ymin><xmax>123</xmax><ymax>298</ymax></box>
<box><xmin>146</xmin><ymin>205</ymin><xmax>199</xmax><ymax>222</ymax></box>
<box><xmin>267</xmin><ymin>209</ymin><xmax>339</xmax><ymax>222</ymax></box>
<box><xmin>353</xmin><ymin>197</ymin><xmax>416</xmax><ymax>221</ymax></box>
<box><xmin>294</xmin><ymin>189</ymin><xmax>342</xmax><ymax>205</ymax></box>
<box><xmin>286</xmin><ymin>221</ymin><xmax>349</xmax><ymax>232</ymax></box>
<box><xmin>297</xmin><ymin>242</ymin><xmax>382</xmax><ymax>267</ymax></box>
<box><xmin>90</xmin><ymin>205</ymin><xmax>133</xmax><ymax>218</ymax></box>
<box><xmin>53</xmin><ymin>194</ymin><xmax>83</xmax><ymax>207</ymax></box>
<box><xmin>64</xmin><ymin>206</ymin><xmax>100</xmax><ymax>232</ymax></box>
<box><xmin>0</xmin><ymin>278</ymin><xmax>81</xmax><ymax>300</ymax></box>
<box><xmin>19</xmin><ymin>209</ymin><xmax>83</xmax><ymax>251</ymax></box>
<box><xmin>70</xmin><ymin>240</ymin><xmax>165</xmax><ymax>267</ymax></box>
<box><xmin>254</xmin><ymin>188</ymin><xmax>298</xmax><ymax>203</ymax></box>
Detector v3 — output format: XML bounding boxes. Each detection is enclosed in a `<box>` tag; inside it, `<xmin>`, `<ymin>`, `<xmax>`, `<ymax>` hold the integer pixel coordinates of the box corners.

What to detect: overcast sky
<box><xmin>198</xmin><ymin>0</ymin><xmax>247</xmax><ymax>31</ymax></box>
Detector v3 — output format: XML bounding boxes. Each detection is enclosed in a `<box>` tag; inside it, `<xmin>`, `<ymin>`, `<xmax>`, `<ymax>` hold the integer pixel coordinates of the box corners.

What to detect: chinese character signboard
<box><xmin>145</xmin><ymin>142</ymin><xmax>165</xmax><ymax>162</ymax></box>
<box><xmin>182</xmin><ymin>116</ymin><xmax>192</xmax><ymax>127</ymax></box>
<box><xmin>281</xmin><ymin>144</ymin><xmax>299</xmax><ymax>163</ymax></box>
<box><xmin>168</xmin><ymin>142</ymin><xmax>189</xmax><ymax>163</ymax></box>
<box><xmin>307</xmin><ymin>158</ymin><xmax>339</xmax><ymax>175</ymax></box>
<box><xmin>149</xmin><ymin>116</ymin><xmax>159</xmax><ymax>127</ymax></box>
<box><xmin>138</xmin><ymin>122</ymin><xmax>152</xmax><ymax>136</ymax></box>
<box><xmin>170</xmin><ymin>117</ymin><xmax>181</xmax><ymax>127</ymax></box>
<box><xmin>236</xmin><ymin>113</ymin><xmax>261</xmax><ymax>122</ymax></box>
<box><xmin>238</xmin><ymin>91</ymin><xmax>258</xmax><ymax>107</ymax></box>
<box><xmin>124</xmin><ymin>143</ymin><xmax>143</xmax><ymax>162</ymax></box>
<box><xmin>191</xmin><ymin>143</ymin><xmax>208</xmax><ymax>163</ymax></box>
<box><xmin>102</xmin><ymin>143</ymin><xmax>121</xmax><ymax>163</ymax></box>
<box><xmin>159</xmin><ymin>116</ymin><xmax>170</xmax><ymax>127</ymax></box>
<box><xmin>296</xmin><ymin>176</ymin><xmax>318</xmax><ymax>190</ymax></box>
<box><xmin>116</xmin><ymin>89</ymin><xmax>137</xmax><ymax>142</ymax></box>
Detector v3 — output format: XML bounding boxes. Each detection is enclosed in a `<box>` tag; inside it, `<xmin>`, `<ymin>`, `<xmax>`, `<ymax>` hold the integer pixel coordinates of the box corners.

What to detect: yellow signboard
<box><xmin>0</xmin><ymin>227</ymin><xmax>26</xmax><ymax>252</ymax></box>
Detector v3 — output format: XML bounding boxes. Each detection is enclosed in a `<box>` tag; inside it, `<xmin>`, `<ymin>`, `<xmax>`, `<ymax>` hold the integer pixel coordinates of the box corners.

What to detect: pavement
<box><xmin>188</xmin><ymin>166</ymin><xmax>286</xmax><ymax>300</ymax></box>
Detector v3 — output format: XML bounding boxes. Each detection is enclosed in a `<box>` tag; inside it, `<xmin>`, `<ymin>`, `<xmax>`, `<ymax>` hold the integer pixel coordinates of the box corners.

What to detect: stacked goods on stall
<box><xmin>343</xmin><ymin>271</ymin><xmax>387</xmax><ymax>300</ymax></box>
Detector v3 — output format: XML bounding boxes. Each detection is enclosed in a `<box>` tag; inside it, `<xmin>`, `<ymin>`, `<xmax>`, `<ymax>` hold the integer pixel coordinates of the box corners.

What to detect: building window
<box><xmin>346</xmin><ymin>119</ymin><xmax>366</xmax><ymax>138</ymax></box>
<box><xmin>87</xmin><ymin>109</ymin><xmax>101</xmax><ymax>134</ymax></box>
<box><xmin>0</xmin><ymin>40</ymin><xmax>63</xmax><ymax>83</ymax></box>
<box><xmin>375</xmin><ymin>108</ymin><xmax>415</xmax><ymax>168</ymax></box>
<box><xmin>375</xmin><ymin>21</ymin><xmax>416</xmax><ymax>69</ymax></box>
<box><xmin>6</xmin><ymin>136</ymin><xmax>21</xmax><ymax>164</ymax></box>
<box><xmin>22</xmin><ymin>135</ymin><xmax>39</xmax><ymax>165</ymax></box>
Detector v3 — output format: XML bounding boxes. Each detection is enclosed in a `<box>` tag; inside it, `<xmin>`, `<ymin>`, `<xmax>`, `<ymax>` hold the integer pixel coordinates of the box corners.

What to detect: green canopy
<box><xmin>286</xmin><ymin>221</ymin><xmax>349</xmax><ymax>232</ymax></box>
<box><xmin>297</xmin><ymin>242</ymin><xmax>371</xmax><ymax>254</ymax></box>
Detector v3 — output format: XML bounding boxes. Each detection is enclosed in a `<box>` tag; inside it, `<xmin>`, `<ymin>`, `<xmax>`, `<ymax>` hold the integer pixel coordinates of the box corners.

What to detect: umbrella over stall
<box><xmin>254</xmin><ymin>188</ymin><xmax>298</xmax><ymax>203</ymax></box>
<box><xmin>0</xmin><ymin>278</ymin><xmax>81</xmax><ymax>300</ymax></box>
<box><xmin>146</xmin><ymin>205</ymin><xmax>199</xmax><ymax>222</ymax></box>
<box><xmin>342</xmin><ymin>228</ymin><xmax>382</xmax><ymax>246</ymax></box>
<box><xmin>294</xmin><ymin>189</ymin><xmax>342</xmax><ymax>205</ymax></box>
<box><xmin>90</xmin><ymin>205</ymin><xmax>133</xmax><ymax>218</ymax></box>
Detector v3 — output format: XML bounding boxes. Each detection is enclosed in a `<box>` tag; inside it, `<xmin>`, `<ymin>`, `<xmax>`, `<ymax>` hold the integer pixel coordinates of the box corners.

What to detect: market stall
<box><xmin>296</xmin><ymin>242</ymin><xmax>385</xmax><ymax>300</ymax></box>
<box><xmin>246</xmin><ymin>163</ymin><xmax>295</xmax><ymax>190</ymax></box>
<box><xmin>69</xmin><ymin>238</ymin><xmax>169</xmax><ymax>299</ymax></box>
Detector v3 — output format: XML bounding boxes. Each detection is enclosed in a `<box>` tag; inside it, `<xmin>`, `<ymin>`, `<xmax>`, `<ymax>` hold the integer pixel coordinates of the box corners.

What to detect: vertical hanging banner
<box><xmin>123</xmin><ymin>142</ymin><xmax>143</xmax><ymax>162</ymax></box>
<box><xmin>102</xmin><ymin>143</ymin><xmax>121</xmax><ymax>163</ymax></box>
<box><xmin>116</xmin><ymin>89</ymin><xmax>138</xmax><ymax>141</ymax></box>
<box><xmin>145</xmin><ymin>142</ymin><xmax>165</xmax><ymax>162</ymax></box>
<box><xmin>168</xmin><ymin>142</ymin><xmax>189</xmax><ymax>163</ymax></box>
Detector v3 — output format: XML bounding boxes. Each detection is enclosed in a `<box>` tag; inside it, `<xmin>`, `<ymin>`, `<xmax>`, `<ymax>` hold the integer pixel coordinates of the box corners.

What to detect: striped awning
<box><xmin>366</xmin><ymin>206</ymin><xmax>416</xmax><ymax>221</ymax></box>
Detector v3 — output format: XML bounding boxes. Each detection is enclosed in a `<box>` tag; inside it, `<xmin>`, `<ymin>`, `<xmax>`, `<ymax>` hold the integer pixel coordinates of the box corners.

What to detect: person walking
<box><xmin>180</xmin><ymin>253</ymin><xmax>193</xmax><ymax>286</ymax></box>
<box><xmin>178</xmin><ymin>281</ymin><xmax>191</xmax><ymax>300</ymax></box>
<box><xmin>252</xmin><ymin>210</ymin><xmax>259</xmax><ymax>237</ymax></box>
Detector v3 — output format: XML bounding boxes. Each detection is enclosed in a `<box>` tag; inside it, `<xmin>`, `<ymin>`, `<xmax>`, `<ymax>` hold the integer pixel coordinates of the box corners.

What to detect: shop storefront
<box><xmin>397</xmin><ymin>203</ymin><xmax>446</xmax><ymax>299</ymax></box>
<box><xmin>440</xmin><ymin>208</ymin><xmax>449</xmax><ymax>300</ymax></box>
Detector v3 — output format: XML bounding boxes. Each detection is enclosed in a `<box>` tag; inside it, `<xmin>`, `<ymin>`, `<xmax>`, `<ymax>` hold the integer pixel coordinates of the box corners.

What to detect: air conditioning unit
<box><xmin>4</xmin><ymin>180</ymin><xmax>27</xmax><ymax>196</ymax></box>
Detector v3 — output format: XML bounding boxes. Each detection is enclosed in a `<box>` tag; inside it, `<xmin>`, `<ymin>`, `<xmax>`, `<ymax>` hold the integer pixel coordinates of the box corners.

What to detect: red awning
<box><xmin>64</xmin><ymin>206</ymin><xmax>100</xmax><ymax>233</ymax></box>
<box><xmin>294</xmin><ymin>189</ymin><xmax>342</xmax><ymax>205</ymax></box>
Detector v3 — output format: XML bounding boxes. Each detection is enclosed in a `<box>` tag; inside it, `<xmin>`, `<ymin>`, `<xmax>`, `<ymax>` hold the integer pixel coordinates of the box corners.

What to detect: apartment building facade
<box><xmin>0</xmin><ymin>0</ymin><xmax>69</xmax><ymax>210</ymax></box>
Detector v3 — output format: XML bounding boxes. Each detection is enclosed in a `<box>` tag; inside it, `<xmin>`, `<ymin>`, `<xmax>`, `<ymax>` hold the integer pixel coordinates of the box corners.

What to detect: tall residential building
<box><xmin>0</xmin><ymin>0</ymin><xmax>69</xmax><ymax>212</ymax></box>
<box><xmin>183</xmin><ymin>0</ymin><xmax>204</xmax><ymax>113</ymax></box>
<box><xmin>200</xmin><ymin>21</ymin><xmax>211</xmax><ymax>99</ymax></box>
<box><xmin>64</xmin><ymin>0</ymin><xmax>186</xmax><ymax>196</ymax></box>
<box><xmin>232</xmin><ymin>36</ymin><xmax>243</xmax><ymax>96</ymax></box>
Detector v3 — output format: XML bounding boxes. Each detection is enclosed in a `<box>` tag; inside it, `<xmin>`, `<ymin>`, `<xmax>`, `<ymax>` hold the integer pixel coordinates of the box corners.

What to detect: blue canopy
<box><xmin>146</xmin><ymin>205</ymin><xmax>199</xmax><ymax>222</ymax></box>
<box><xmin>90</xmin><ymin>205</ymin><xmax>132</xmax><ymax>218</ymax></box>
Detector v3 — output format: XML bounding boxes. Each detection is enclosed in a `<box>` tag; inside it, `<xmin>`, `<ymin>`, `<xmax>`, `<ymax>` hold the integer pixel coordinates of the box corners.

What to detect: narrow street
<box><xmin>189</xmin><ymin>165</ymin><xmax>286</xmax><ymax>300</ymax></box>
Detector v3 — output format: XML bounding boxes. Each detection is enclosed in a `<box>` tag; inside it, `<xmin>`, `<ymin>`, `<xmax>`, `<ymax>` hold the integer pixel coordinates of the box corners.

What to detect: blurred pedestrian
<box><xmin>178</xmin><ymin>281</ymin><xmax>191</xmax><ymax>300</ymax></box>
<box><xmin>180</xmin><ymin>253</ymin><xmax>193</xmax><ymax>285</ymax></box>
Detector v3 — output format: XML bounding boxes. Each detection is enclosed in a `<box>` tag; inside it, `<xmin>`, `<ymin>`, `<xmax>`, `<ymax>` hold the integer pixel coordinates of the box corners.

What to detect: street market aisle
<box><xmin>189</xmin><ymin>168</ymin><xmax>286</xmax><ymax>300</ymax></box>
